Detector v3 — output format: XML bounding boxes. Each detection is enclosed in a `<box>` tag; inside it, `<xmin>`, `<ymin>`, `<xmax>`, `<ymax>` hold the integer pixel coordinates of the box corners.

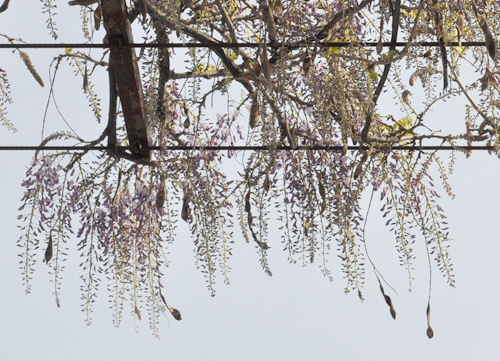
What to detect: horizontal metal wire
<box><xmin>0</xmin><ymin>145</ymin><xmax>493</xmax><ymax>151</ymax></box>
<box><xmin>0</xmin><ymin>41</ymin><xmax>486</xmax><ymax>49</ymax></box>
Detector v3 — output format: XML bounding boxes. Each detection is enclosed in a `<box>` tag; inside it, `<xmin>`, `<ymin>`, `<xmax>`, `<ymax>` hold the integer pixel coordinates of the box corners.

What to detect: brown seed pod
<box><xmin>379</xmin><ymin>281</ymin><xmax>396</xmax><ymax>320</ymax></box>
<box><xmin>94</xmin><ymin>4</ymin><xmax>102</xmax><ymax>30</ymax></box>
<box><xmin>478</xmin><ymin>15</ymin><xmax>496</xmax><ymax>62</ymax></box>
<box><xmin>156</xmin><ymin>177</ymin><xmax>165</xmax><ymax>213</ymax></box>
<box><xmin>263</xmin><ymin>173</ymin><xmax>270</xmax><ymax>192</ymax></box>
<box><xmin>249</xmin><ymin>94</ymin><xmax>259</xmax><ymax>128</ymax></box>
<box><xmin>376</xmin><ymin>37</ymin><xmax>383</xmax><ymax>54</ymax></box>
<box><xmin>168</xmin><ymin>306</ymin><xmax>182</xmax><ymax>321</ymax></box>
<box><xmin>247</xmin><ymin>211</ymin><xmax>253</xmax><ymax>227</ymax></box>
<box><xmin>244</xmin><ymin>189</ymin><xmax>251</xmax><ymax>212</ymax></box>
<box><xmin>402</xmin><ymin>90</ymin><xmax>411</xmax><ymax>104</ymax></box>
<box><xmin>261</xmin><ymin>43</ymin><xmax>273</xmax><ymax>80</ymax></box>
<box><xmin>409</xmin><ymin>69</ymin><xmax>424</xmax><ymax>86</ymax></box>
<box><xmin>302</xmin><ymin>52</ymin><xmax>311</xmax><ymax>74</ymax></box>
<box><xmin>354</xmin><ymin>163</ymin><xmax>363</xmax><ymax>180</ymax></box>
<box><xmin>83</xmin><ymin>66</ymin><xmax>88</xmax><ymax>93</ymax></box>
<box><xmin>44</xmin><ymin>234</ymin><xmax>53</xmax><ymax>264</ymax></box>
<box><xmin>318</xmin><ymin>175</ymin><xmax>327</xmax><ymax>214</ymax></box>
<box><xmin>181</xmin><ymin>195</ymin><xmax>190</xmax><ymax>222</ymax></box>
<box><xmin>426</xmin><ymin>302</ymin><xmax>434</xmax><ymax>339</ymax></box>
<box><xmin>19</xmin><ymin>50</ymin><xmax>44</xmax><ymax>87</ymax></box>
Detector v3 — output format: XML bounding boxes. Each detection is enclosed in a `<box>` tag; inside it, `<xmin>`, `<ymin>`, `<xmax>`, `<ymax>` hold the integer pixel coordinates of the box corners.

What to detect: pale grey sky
<box><xmin>1</xmin><ymin>2</ymin><xmax>499</xmax><ymax>361</ymax></box>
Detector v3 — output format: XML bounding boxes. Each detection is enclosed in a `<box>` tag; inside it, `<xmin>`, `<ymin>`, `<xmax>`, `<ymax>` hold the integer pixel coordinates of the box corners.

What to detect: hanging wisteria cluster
<box><xmin>8</xmin><ymin>0</ymin><xmax>500</xmax><ymax>336</ymax></box>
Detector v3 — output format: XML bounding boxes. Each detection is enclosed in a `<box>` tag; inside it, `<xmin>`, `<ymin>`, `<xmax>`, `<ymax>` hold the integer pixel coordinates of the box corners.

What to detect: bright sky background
<box><xmin>1</xmin><ymin>2</ymin><xmax>500</xmax><ymax>361</ymax></box>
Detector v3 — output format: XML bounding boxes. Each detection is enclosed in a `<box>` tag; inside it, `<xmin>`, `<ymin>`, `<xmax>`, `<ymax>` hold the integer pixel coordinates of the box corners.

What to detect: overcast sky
<box><xmin>1</xmin><ymin>2</ymin><xmax>499</xmax><ymax>361</ymax></box>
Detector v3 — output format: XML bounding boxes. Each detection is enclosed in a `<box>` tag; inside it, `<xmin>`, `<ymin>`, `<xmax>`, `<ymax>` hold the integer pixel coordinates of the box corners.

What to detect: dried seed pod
<box><xmin>318</xmin><ymin>174</ymin><xmax>326</xmax><ymax>214</ymax></box>
<box><xmin>456</xmin><ymin>14</ymin><xmax>464</xmax><ymax>47</ymax></box>
<box><xmin>283</xmin><ymin>118</ymin><xmax>296</xmax><ymax>149</ymax></box>
<box><xmin>183</xmin><ymin>117</ymin><xmax>191</xmax><ymax>128</ymax></box>
<box><xmin>181</xmin><ymin>194</ymin><xmax>190</xmax><ymax>222</ymax></box>
<box><xmin>156</xmin><ymin>177</ymin><xmax>165</xmax><ymax>213</ymax></box>
<box><xmin>261</xmin><ymin>42</ymin><xmax>273</xmax><ymax>80</ymax></box>
<box><xmin>304</xmin><ymin>220</ymin><xmax>310</xmax><ymax>236</ymax></box>
<box><xmin>409</xmin><ymin>69</ymin><xmax>424</xmax><ymax>86</ymax></box>
<box><xmin>478</xmin><ymin>14</ymin><xmax>496</xmax><ymax>62</ymax></box>
<box><xmin>426</xmin><ymin>302</ymin><xmax>434</xmax><ymax>339</ymax></box>
<box><xmin>263</xmin><ymin>173</ymin><xmax>270</xmax><ymax>192</ymax></box>
<box><xmin>354</xmin><ymin>163</ymin><xmax>363</xmax><ymax>180</ymax></box>
<box><xmin>263</xmin><ymin>5</ymin><xmax>277</xmax><ymax>42</ymax></box>
<box><xmin>247</xmin><ymin>211</ymin><xmax>253</xmax><ymax>227</ymax></box>
<box><xmin>159</xmin><ymin>286</ymin><xmax>182</xmax><ymax>321</ymax></box>
<box><xmin>379</xmin><ymin>281</ymin><xmax>396</xmax><ymax>320</ymax></box>
<box><xmin>83</xmin><ymin>66</ymin><xmax>88</xmax><ymax>93</ymax></box>
<box><xmin>168</xmin><ymin>306</ymin><xmax>182</xmax><ymax>321</ymax></box>
<box><xmin>44</xmin><ymin>234</ymin><xmax>53</xmax><ymax>264</ymax></box>
<box><xmin>456</xmin><ymin>14</ymin><xmax>464</xmax><ymax>33</ymax></box>
<box><xmin>302</xmin><ymin>52</ymin><xmax>311</xmax><ymax>74</ymax></box>
<box><xmin>244</xmin><ymin>189</ymin><xmax>251</xmax><ymax>212</ymax></box>
<box><xmin>19</xmin><ymin>50</ymin><xmax>44</xmax><ymax>87</ymax></box>
<box><xmin>249</xmin><ymin>94</ymin><xmax>259</xmax><ymax>128</ymax></box>
<box><xmin>94</xmin><ymin>4</ymin><xmax>102</xmax><ymax>30</ymax></box>
<box><xmin>402</xmin><ymin>89</ymin><xmax>411</xmax><ymax>104</ymax></box>
<box><xmin>376</xmin><ymin>37</ymin><xmax>383</xmax><ymax>54</ymax></box>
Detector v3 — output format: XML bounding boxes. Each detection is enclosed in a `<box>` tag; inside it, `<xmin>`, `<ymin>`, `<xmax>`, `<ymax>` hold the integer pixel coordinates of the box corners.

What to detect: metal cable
<box><xmin>0</xmin><ymin>145</ymin><xmax>493</xmax><ymax>151</ymax></box>
<box><xmin>0</xmin><ymin>41</ymin><xmax>486</xmax><ymax>49</ymax></box>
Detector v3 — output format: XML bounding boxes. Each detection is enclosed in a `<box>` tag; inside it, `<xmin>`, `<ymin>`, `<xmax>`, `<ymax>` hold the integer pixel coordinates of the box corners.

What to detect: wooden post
<box><xmin>101</xmin><ymin>0</ymin><xmax>151</xmax><ymax>159</ymax></box>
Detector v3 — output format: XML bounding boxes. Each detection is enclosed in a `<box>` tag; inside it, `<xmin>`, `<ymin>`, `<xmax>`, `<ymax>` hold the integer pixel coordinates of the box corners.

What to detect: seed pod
<box><xmin>44</xmin><ymin>234</ymin><xmax>53</xmax><ymax>264</ymax></box>
<box><xmin>478</xmin><ymin>14</ymin><xmax>496</xmax><ymax>62</ymax></box>
<box><xmin>19</xmin><ymin>50</ymin><xmax>44</xmax><ymax>87</ymax></box>
<box><xmin>302</xmin><ymin>52</ymin><xmax>311</xmax><ymax>74</ymax></box>
<box><xmin>379</xmin><ymin>280</ymin><xmax>396</xmax><ymax>320</ymax></box>
<box><xmin>181</xmin><ymin>194</ymin><xmax>190</xmax><ymax>222</ymax></box>
<box><xmin>183</xmin><ymin>116</ymin><xmax>190</xmax><ymax>128</ymax></box>
<box><xmin>83</xmin><ymin>66</ymin><xmax>88</xmax><ymax>93</ymax></box>
<box><xmin>263</xmin><ymin>173</ymin><xmax>270</xmax><ymax>192</ymax></box>
<box><xmin>156</xmin><ymin>177</ymin><xmax>165</xmax><ymax>213</ymax></box>
<box><xmin>354</xmin><ymin>163</ymin><xmax>363</xmax><ymax>180</ymax></box>
<box><xmin>249</xmin><ymin>94</ymin><xmax>259</xmax><ymax>128</ymax></box>
<box><xmin>244</xmin><ymin>189</ymin><xmax>251</xmax><ymax>212</ymax></box>
<box><xmin>261</xmin><ymin>42</ymin><xmax>273</xmax><ymax>80</ymax></box>
<box><xmin>402</xmin><ymin>89</ymin><xmax>411</xmax><ymax>104</ymax></box>
<box><xmin>376</xmin><ymin>37</ymin><xmax>383</xmax><ymax>54</ymax></box>
<box><xmin>168</xmin><ymin>306</ymin><xmax>182</xmax><ymax>321</ymax></box>
<box><xmin>94</xmin><ymin>4</ymin><xmax>102</xmax><ymax>30</ymax></box>
<box><xmin>247</xmin><ymin>211</ymin><xmax>253</xmax><ymax>227</ymax></box>
<box><xmin>456</xmin><ymin>14</ymin><xmax>464</xmax><ymax>47</ymax></box>
<box><xmin>318</xmin><ymin>175</ymin><xmax>327</xmax><ymax>214</ymax></box>
<box><xmin>426</xmin><ymin>302</ymin><xmax>434</xmax><ymax>339</ymax></box>
<box><xmin>409</xmin><ymin>69</ymin><xmax>424</xmax><ymax>86</ymax></box>
<box><xmin>263</xmin><ymin>5</ymin><xmax>277</xmax><ymax>42</ymax></box>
